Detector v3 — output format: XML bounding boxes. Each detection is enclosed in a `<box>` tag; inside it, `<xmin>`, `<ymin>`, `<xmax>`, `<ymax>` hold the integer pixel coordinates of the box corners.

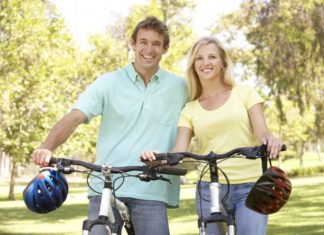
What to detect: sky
<box><xmin>50</xmin><ymin>0</ymin><xmax>242</xmax><ymax>48</ymax></box>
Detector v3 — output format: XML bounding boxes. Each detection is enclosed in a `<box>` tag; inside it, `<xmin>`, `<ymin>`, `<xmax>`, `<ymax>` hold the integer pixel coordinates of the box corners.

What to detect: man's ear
<box><xmin>130</xmin><ymin>39</ymin><xmax>136</xmax><ymax>50</ymax></box>
<box><xmin>163</xmin><ymin>46</ymin><xmax>169</xmax><ymax>54</ymax></box>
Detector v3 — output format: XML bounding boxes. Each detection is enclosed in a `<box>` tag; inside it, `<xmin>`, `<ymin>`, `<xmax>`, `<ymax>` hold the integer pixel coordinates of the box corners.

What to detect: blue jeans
<box><xmin>196</xmin><ymin>181</ymin><xmax>268</xmax><ymax>235</ymax></box>
<box><xmin>87</xmin><ymin>195</ymin><xmax>170</xmax><ymax>235</ymax></box>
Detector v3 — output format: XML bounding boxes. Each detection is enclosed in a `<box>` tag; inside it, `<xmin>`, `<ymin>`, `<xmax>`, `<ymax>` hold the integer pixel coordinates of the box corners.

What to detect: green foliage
<box><xmin>214</xmin><ymin>0</ymin><xmax>323</xmax><ymax>148</ymax></box>
<box><xmin>0</xmin><ymin>0</ymin><xmax>77</xmax><ymax>161</ymax></box>
<box><xmin>245</xmin><ymin>0</ymin><xmax>323</xmax><ymax>114</ymax></box>
<box><xmin>288</xmin><ymin>165</ymin><xmax>324</xmax><ymax>177</ymax></box>
<box><xmin>265</xmin><ymin>98</ymin><xmax>314</xmax><ymax>148</ymax></box>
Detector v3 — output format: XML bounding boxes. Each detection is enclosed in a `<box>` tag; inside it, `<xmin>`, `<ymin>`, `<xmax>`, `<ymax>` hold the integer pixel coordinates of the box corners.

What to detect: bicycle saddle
<box><xmin>245</xmin><ymin>166</ymin><xmax>292</xmax><ymax>214</ymax></box>
<box><xmin>23</xmin><ymin>169</ymin><xmax>69</xmax><ymax>213</ymax></box>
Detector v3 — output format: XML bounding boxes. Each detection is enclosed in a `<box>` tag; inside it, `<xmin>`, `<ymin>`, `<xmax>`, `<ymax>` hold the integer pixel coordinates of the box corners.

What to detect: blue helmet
<box><xmin>23</xmin><ymin>169</ymin><xmax>68</xmax><ymax>213</ymax></box>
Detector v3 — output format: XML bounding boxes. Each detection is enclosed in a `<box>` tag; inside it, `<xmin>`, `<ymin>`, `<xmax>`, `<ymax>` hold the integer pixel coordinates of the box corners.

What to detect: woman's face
<box><xmin>194</xmin><ymin>43</ymin><xmax>224</xmax><ymax>82</ymax></box>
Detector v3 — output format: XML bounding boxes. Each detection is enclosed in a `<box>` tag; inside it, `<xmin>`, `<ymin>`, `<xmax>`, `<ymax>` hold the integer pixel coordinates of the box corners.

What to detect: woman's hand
<box><xmin>262</xmin><ymin>135</ymin><xmax>283</xmax><ymax>159</ymax></box>
<box><xmin>141</xmin><ymin>150</ymin><xmax>158</xmax><ymax>162</ymax></box>
<box><xmin>140</xmin><ymin>150</ymin><xmax>165</xmax><ymax>166</ymax></box>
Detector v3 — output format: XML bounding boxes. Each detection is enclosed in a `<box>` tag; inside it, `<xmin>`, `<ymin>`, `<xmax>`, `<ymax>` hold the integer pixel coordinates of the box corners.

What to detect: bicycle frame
<box><xmin>152</xmin><ymin>144</ymin><xmax>286</xmax><ymax>235</ymax></box>
<box><xmin>82</xmin><ymin>169</ymin><xmax>133</xmax><ymax>235</ymax></box>
<box><xmin>49</xmin><ymin>157</ymin><xmax>187</xmax><ymax>235</ymax></box>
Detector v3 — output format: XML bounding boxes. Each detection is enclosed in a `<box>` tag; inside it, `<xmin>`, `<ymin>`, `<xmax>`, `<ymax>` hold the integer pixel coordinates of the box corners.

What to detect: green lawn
<box><xmin>1</xmin><ymin>175</ymin><xmax>324</xmax><ymax>235</ymax></box>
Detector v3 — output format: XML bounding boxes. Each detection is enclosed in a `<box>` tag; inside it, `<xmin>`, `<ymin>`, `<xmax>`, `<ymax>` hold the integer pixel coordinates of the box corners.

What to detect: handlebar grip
<box><xmin>49</xmin><ymin>157</ymin><xmax>59</xmax><ymax>164</ymax></box>
<box><xmin>156</xmin><ymin>166</ymin><xmax>187</xmax><ymax>176</ymax></box>
<box><xmin>154</xmin><ymin>153</ymin><xmax>169</xmax><ymax>161</ymax></box>
<box><xmin>281</xmin><ymin>144</ymin><xmax>287</xmax><ymax>151</ymax></box>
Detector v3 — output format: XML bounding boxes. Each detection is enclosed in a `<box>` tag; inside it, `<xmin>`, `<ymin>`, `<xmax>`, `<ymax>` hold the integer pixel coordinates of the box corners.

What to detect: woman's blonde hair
<box><xmin>186</xmin><ymin>36</ymin><xmax>235</xmax><ymax>101</ymax></box>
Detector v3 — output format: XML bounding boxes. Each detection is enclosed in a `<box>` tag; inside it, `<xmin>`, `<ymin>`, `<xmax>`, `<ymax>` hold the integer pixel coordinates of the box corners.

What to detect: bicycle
<box><xmin>146</xmin><ymin>144</ymin><xmax>288</xmax><ymax>235</ymax></box>
<box><xmin>29</xmin><ymin>157</ymin><xmax>187</xmax><ymax>235</ymax></box>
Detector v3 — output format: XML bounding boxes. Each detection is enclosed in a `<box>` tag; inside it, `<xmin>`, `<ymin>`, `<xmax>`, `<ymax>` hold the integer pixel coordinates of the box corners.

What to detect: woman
<box><xmin>141</xmin><ymin>36</ymin><xmax>282</xmax><ymax>235</ymax></box>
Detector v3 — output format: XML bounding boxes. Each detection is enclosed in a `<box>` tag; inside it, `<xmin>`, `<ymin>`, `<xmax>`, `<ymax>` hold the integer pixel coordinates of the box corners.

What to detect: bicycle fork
<box><xmin>81</xmin><ymin>174</ymin><xmax>134</xmax><ymax>235</ymax></box>
<box><xmin>198</xmin><ymin>161</ymin><xmax>235</xmax><ymax>235</ymax></box>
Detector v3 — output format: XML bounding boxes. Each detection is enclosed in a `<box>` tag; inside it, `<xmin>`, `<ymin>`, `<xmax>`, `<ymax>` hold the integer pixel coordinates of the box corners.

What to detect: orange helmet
<box><xmin>246</xmin><ymin>166</ymin><xmax>292</xmax><ymax>214</ymax></box>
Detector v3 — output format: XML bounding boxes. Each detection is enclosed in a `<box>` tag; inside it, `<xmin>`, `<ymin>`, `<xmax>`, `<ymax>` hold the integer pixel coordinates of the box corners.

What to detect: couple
<box><xmin>31</xmin><ymin>16</ymin><xmax>282</xmax><ymax>235</ymax></box>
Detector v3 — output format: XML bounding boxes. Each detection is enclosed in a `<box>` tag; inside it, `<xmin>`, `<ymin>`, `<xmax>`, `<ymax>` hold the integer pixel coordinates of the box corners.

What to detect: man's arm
<box><xmin>32</xmin><ymin>109</ymin><xmax>87</xmax><ymax>167</ymax></box>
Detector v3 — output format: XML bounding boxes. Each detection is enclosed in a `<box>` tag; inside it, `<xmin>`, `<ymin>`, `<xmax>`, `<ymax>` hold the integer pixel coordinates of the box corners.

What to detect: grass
<box><xmin>1</xmin><ymin>152</ymin><xmax>323</xmax><ymax>234</ymax></box>
<box><xmin>276</xmin><ymin>151</ymin><xmax>323</xmax><ymax>171</ymax></box>
<box><xmin>1</xmin><ymin>175</ymin><xmax>324</xmax><ymax>235</ymax></box>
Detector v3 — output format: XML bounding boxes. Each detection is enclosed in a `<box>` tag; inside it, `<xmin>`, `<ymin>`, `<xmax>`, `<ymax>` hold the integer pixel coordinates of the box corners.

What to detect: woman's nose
<box><xmin>202</xmin><ymin>58</ymin><xmax>210</xmax><ymax>65</ymax></box>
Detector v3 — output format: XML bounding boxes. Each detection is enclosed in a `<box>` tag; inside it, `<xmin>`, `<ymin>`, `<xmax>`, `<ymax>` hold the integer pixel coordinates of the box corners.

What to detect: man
<box><xmin>32</xmin><ymin>16</ymin><xmax>187</xmax><ymax>235</ymax></box>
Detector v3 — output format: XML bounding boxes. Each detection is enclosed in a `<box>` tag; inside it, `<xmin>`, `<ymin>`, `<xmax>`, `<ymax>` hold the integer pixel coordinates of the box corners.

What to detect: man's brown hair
<box><xmin>131</xmin><ymin>16</ymin><xmax>170</xmax><ymax>50</ymax></box>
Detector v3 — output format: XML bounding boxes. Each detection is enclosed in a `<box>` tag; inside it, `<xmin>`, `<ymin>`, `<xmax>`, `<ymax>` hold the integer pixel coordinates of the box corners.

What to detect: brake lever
<box><xmin>56</xmin><ymin>164</ymin><xmax>75</xmax><ymax>174</ymax></box>
<box><xmin>157</xmin><ymin>175</ymin><xmax>172</xmax><ymax>184</ymax></box>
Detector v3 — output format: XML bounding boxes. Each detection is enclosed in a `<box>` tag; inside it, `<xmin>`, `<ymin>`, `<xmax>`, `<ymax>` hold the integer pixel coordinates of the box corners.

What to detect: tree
<box><xmin>0</xmin><ymin>0</ymin><xmax>81</xmax><ymax>199</ymax></box>
<box><xmin>265</xmin><ymin>98</ymin><xmax>315</xmax><ymax>167</ymax></box>
<box><xmin>214</xmin><ymin>0</ymin><xmax>323</xmax><ymax>156</ymax></box>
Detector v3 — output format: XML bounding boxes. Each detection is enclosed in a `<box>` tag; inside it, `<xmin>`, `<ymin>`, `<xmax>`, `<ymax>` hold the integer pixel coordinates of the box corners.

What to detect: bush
<box><xmin>288</xmin><ymin>165</ymin><xmax>324</xmax><ymax>177</ymax></box>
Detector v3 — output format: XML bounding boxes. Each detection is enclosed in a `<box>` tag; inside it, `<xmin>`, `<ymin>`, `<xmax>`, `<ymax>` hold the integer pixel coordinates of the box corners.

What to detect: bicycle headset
<box><xmin>245</xmin><ymin>166</ymin><xmax>292</xmax><ymax>214</ymax></box>
<box><xmin>23</xmin><ymin>169</ymin><xmax>69</xmax><ymax>213</ymax></box>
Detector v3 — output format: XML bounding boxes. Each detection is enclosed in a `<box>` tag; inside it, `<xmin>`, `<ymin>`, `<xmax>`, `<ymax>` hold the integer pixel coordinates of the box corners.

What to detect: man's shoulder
<box><xmin>95</xmin><ymin>68</ymin><xmax>125</xmax><ymax>83</ymax></box>
<box><xmin>161</xmin><ymin>69</ymin><xmax>186</xmax><ymax>85</ymax></box>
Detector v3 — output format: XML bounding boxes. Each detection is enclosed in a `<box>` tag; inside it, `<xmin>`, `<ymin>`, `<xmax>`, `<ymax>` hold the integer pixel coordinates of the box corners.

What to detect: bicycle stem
<box><xmin>209</xmin><ymin>160</ymin><xmax>221</xmax><ymax>213</ymax></box>
<box><xmin>99</xmin><ymin>178</ymin><xmax>115</xmax><ymax>223</ymax></box>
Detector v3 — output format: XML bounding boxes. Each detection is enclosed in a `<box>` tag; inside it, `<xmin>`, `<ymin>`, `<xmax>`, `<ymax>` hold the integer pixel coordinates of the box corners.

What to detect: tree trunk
<box><xmin>316</xmin><ymin>138</ymin><xmax>322</xmax><ymax>162</ymax></box>
<box><xmin>8</xmin><ymin>158</ymin><xmax>17</xmax><ymax>200</ymax></box>
<box><xmin>299</xmin><ymin>142</ymin><xmax>305</xmax><ymax>168</ymax></box>
<box><xmin>278</xmin><ymin>122</ymin><xmax>282</xmax><ymax>167</ymax></box>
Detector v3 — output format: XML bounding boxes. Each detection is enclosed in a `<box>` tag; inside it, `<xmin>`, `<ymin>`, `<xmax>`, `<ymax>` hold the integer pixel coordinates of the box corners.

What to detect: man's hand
<box><xmin>32</xmin><ymin>149</ymin><xmax>52</xmax><ymax>167</ymax></box>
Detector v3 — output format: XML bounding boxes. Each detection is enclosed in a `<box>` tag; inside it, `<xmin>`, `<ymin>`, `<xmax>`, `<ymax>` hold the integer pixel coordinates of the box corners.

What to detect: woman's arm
<box><xmin>248</xmin><ymin>103</ymin><xmax>283</xmax><ymax>158</ymax></box>
<box><xmin>171</xmin><ymin>127</ymin><xmax>193</xmax><ymax>152</ymax></box>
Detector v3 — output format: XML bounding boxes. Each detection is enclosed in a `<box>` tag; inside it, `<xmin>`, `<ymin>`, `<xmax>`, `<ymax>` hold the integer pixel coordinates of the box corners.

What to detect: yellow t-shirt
<box><xmin>178</xmin><ymin>85</ymin><xmax>264</xmax><ymax>184</ymax></box>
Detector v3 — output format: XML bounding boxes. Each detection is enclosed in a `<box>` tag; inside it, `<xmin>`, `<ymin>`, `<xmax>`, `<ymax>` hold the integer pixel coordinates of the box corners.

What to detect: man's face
<box><xmin>131</xmin><ymin>28</ymin><xmax>167</xmax><ymax>72</ymax></box>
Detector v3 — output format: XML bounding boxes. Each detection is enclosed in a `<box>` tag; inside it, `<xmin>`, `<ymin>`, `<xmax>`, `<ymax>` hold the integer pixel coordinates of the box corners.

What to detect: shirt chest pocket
<box><xmin>151</xmin><ymin>99</ymin><xmax>182</xmax><ymax>126</ymax></box>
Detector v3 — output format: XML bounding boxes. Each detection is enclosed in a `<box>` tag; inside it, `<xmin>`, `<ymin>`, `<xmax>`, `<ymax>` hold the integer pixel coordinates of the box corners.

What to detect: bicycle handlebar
<box><xmin>152</xmin><ymin>144</ymin><xmax>286</xmax><ymax>166</ymax></box>
<box><xmin>50</xmin><ymin>157</ymin><xmax>187</xmax><ymax>176</ymax></box>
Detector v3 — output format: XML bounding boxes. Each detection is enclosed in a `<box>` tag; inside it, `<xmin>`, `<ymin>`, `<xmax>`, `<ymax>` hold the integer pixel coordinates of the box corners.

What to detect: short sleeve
<box><xmin>177</xmin><ymin>103</ymin><xmax>193</xmax><ymax>130</ymax></box>
<box><xmin>242</xmin><ymin>86</ymin><xmax>265</xmax><ymax>109</ymax></box>
<box><xmin>73</xmin><ymin>76</ymin><xmax>106</xmax><ymax>123</ymax></box>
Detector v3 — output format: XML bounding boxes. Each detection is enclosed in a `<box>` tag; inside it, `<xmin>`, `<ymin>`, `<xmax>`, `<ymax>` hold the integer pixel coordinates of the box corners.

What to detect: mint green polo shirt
<box><xmin>73</xmin><ymin>63</ymin><xmax>187</xmax><ymax>207</ymax></box>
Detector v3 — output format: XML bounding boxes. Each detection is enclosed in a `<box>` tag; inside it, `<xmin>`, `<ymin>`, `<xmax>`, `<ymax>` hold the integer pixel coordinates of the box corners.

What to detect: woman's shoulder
<box><xmin>182</xmin><ymin>99</ymin><xmax>199</xmax><ymax>112</ymax></box>
<box><xmin>233</xmin><ymin>83</ymin><xmax>255</xmax><ymax>92</ymax></box>
<box><xmin>233</xmin><ymin>83</ymin><xmax>259</xmax><ymax>97</ymax></box>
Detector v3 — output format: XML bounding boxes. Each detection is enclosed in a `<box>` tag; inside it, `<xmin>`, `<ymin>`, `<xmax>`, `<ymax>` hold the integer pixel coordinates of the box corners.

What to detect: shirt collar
<box><xmin>125</xmin><ymin>62</ymin><xmax>163</xmax><ymax>83</ymax></box>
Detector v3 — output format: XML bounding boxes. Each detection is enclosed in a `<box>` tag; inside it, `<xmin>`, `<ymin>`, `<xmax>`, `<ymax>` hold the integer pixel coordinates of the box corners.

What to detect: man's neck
<box><xmin>133</xmin><ymin>62</ymin><xmax>159</xmax><ymax>86</ymax></box>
